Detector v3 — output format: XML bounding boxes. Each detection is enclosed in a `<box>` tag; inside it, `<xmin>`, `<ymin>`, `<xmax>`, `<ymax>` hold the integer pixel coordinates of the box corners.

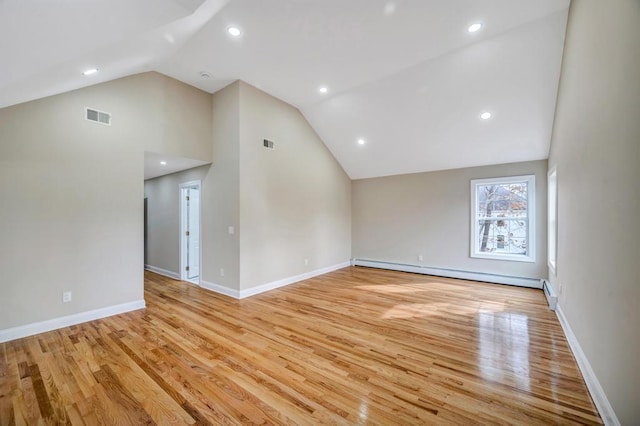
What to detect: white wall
<box><xmin>238</xmin><ymin>82</ymin><xmax>351</xmax><ymax>290</ymax></box>
<box><xmin>352</xmin><ymin>160</ymin><xmax>547</xmax><ymax>280</ymax></box>
<box><xmin>548</xmin><ymin>0</ymin><xmax>640</xmax><ymax>423</ymax></box>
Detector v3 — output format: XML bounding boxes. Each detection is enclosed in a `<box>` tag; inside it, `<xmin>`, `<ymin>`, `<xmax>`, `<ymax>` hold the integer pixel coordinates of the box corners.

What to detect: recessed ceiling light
<box><xmin>383</xmin><ymin>2</ymin><xmax>396</xmax><ymax>16</ymax></box>
<box><xmin>357</xmin><ymin>139</ymin><xmax>366</xmax><ymax>145</ymax></box>
<box><xmin>319</xmin><ymin>86</ymin><xmax>328</xmax><ymax>94</ymax></box>
<box><xmin>227</xmin><ymin>26</ymin><xmax>241</xmax><ymax>37</ymax></box>
<box><xmin>467</xmin><ymin>23</ymin><xmax>483</xmax><ymax>33</ymax></box>
<box><xmin>82</xmin><ymin>68</ymin><xmax>99</xmax><ymax>76</ymax></box>
<box><xmin>480</xmin><ymin>112</ymin><xmax>492</xmax><ymax>120</ymax></box>
<box><xmin>160</xmin><ymin>161</ymin><xmax>167</xmax><ymax>165</ymax></box>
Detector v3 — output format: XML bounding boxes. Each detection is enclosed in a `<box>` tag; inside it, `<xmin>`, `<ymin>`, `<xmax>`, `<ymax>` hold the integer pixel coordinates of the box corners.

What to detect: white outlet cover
<box><xmin>62</xmin><ymin>291</ymin><xmax>72</xmax><ymax>303</ymax></box>
<box><xmin>228</xmin><ymin>226</ymin><xmax>235</xmax><ymax>235</ymax></box>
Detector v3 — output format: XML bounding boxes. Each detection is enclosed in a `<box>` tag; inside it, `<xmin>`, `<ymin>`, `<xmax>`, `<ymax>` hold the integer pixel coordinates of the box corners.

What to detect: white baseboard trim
<box><xmin>145</xmin><ymin>265</ymin><xmax>180</xmax><ymax>280</ymax></box>
<box><xmin>240</xmin><ymin>261</ymin><xmax>351</xmax><ymax>299</ymax></box>
<box><xmin>199</xmin><ymin>261</ymin><xmax>351</xmax><ymax>299</ymax></box>
<box><xmin>0</xmin><ymin>300</ymin><xmax>146</xmax><ymax>343</ymax></box>
<box><xmin>556</xmin><ymin>305</ymin><xmax>619</xmax><ymax>426</ymax></box>
<box><xmin>199</xmin><ymin>280</ymin><xmax>240</xmax><ymax>299</ymax></box>
<box><xmin>353</xmin><ymin>259</ymin><xmax>542</xmax><ymax>289</ymax></box>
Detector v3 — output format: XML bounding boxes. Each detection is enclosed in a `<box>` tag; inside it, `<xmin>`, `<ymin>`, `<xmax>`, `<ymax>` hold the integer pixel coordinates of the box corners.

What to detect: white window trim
<box><xmin>470</xmin><ymin>175</ymin><xmax>536</xmax><ymax>263</ymax></box>
<box><xmin>547</xmin><ymin>167</ymin><xmax>558</xmax><ymax>275</ymax></box>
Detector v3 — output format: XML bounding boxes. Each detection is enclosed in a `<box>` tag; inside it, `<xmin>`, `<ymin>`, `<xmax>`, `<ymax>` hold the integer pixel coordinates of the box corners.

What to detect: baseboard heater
<box><xmin>352</xmin><ymin>259</ymin><xmax>542</xmax><ymax>289</ymax></box>
<box><xmin>541</xmin><ymin>279</ymin><xmax>558</xmax><ymax>311</ymax></box>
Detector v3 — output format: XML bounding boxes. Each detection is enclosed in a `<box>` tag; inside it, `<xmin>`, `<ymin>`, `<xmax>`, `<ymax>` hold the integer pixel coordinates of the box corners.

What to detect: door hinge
<box><xmin>186</xmin><ymin>266</ymin><xmax>190</xmax><ymax>271</ymax></box>
<box><xmin>186</xmin><ymin>231</ymin><xmax>190</xmax><ymax>236</ymax></box>
<box><xmin>186</xmin><ymin>196</ymin><xmax>190</xmax><ymax>201</ymax></box>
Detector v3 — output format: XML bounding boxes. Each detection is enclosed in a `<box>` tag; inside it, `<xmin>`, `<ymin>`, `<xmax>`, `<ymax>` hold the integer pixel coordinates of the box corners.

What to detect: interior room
<box><xmin>0</xmin><ymin>0</ymin><xmax>637</xmax><ymax>424</ymax></box>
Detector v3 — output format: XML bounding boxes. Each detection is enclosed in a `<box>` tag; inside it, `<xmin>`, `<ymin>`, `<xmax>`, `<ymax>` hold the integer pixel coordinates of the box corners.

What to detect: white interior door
<box><xmin>180</xmin><ymin>181</ymin><xmax>201</xmax><ymax>284</ymax></box>
<box><xmin>186</xmin><ymin>187</ymin><xmax>200</xmax><ymax>280</ymax></box>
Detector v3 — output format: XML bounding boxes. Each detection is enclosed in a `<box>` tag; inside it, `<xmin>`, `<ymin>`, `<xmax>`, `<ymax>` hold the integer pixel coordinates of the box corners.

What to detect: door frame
<box><xmin>179</xmin><ymin>180</ymin><xmax>201</xmax><ymax>284</ymax></box>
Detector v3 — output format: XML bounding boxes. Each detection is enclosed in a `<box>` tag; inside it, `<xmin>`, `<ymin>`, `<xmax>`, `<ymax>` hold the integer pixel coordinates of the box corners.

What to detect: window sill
<box><xmin>471</xmin><ymin>252</ymin><xmax>536</xmax><ymax>263</ymax></box>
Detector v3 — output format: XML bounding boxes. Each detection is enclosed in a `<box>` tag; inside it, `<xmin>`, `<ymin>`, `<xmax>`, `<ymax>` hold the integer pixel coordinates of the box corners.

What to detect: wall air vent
<box><xmin>263</xmin><ymin>139</ymin><xmax>275</xmax><ymax>149</ymax></box>
<box><xmin>86</xmin><ymin>107</ymin><xmax>111</xmax><ymax>126</ymax></box>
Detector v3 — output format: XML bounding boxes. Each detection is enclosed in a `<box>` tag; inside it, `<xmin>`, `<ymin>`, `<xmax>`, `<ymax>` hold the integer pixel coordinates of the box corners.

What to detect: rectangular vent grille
<box><xmin>263</xmin><ymin>139</ymin><xmax>275</xmax><ymax>149</ymax></box>
<box><xmin>86</xmin><ymin>108</ymin><xmax>111</xmax><ymax>126</ymax></box>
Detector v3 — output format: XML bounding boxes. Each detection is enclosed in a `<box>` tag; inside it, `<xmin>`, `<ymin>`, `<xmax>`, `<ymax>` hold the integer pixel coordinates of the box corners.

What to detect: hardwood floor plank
<box><xmin>0</xmin><ymin>267</ymin><xmax>602</xmax><ymax>424</ymax></box>
<box><xmin>26</xmin><ymin>364</ymin><xmax>55</xmax><ymax>422</ymax></box>
<box><xmin>92</xmin><ymin>365</ymin><xmax>155</xmax><ymax>425</ymax></box>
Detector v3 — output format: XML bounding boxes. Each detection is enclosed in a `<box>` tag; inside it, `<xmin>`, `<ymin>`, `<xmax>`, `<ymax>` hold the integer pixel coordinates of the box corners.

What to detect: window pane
<box><xmin>509</xmin><ymin>183</ymin><xmax>528</xmax><ymax>214</ymax></box>
<box><xmin>471</xmin><ymin>175</ymin><xmax>534</xmax><ymax>262</ymax></box>
<box><xmin>477</xmin><ymin>182</ymin><xmax>528</xmax><ymax>219</ymax></box>
<box><xmin>477</xmin><ymin>219</ymin><xmax>528</xmax><ymax>255</ymax></box>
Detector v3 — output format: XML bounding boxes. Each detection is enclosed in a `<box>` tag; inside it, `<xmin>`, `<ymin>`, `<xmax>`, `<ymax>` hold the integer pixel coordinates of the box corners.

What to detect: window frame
<box><xmin>470</xmin><ymin>174</ymin><xmax>536</xmax><ymax>263</ymax></box>
<box><xmin>547</xmin><ymin>167</ymin><xmax>558</xmax><ymax>275</ymax></box>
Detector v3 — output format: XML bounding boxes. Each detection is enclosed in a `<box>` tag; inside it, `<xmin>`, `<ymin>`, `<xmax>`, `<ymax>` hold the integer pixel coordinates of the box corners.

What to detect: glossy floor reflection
<box><xmin>479</xmin><ymin>312</ymin><xmax>531</xmax><ymax>392</ymax></box>
<box><xmin>0</xmin><ymin>267</ymin><xmax>602</xmax><ymax>424</ymax></box>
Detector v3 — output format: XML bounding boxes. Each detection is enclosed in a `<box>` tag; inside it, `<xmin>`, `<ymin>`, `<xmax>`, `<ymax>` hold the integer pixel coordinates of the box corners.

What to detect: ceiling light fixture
<box><xmin>319</xmin><ymin>86</ymin><xmax>328</xmax><ymax>94</ymax></box>
<box><xmin>467</xmin><ymin>23</ymin><xmax>483</xmax><ymax>33</ymax></box>
<box><xmin>227</xmin><ymin>26</ymin><xmax>241</xmax><ymax>37</ymax></box>
<box><xmin>357</xmin><ymin>139</ymin><xmax>366</xmax><ymax>145</ymax></box>
<box><xmin>160</xmin><ymin>161</ymin><xmax>167</xmax><ymax>165</ymax></box>
<box><xmin>200</xmin><ymin>71</ymin><xmax>212</xmax><ymax>79</ymax></box>
<box><xmin>383</xmin><ymin>2</ymin><xmax>396</xmax><ymax>16</ymax></box>
<box><xmin>480</xmin><ymin>112</ymin><xmax>492</xmax><ymax>120</ymax></box>
<box><xmin>82</xmin><ymin>68</ymin><xmax>99</xmax><ymax>76</ymax></box>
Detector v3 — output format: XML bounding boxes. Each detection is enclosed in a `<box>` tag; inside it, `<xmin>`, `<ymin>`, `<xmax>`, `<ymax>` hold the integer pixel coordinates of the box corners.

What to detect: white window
<box><xmin>470</xmin><ymin>175</ymin><xmax>535</xmax><ymax>262</ymax></box>
<box><xmin>547</xmin><ymin>167</ymin><xmax>558</xmax><ymax>274</ymax></box>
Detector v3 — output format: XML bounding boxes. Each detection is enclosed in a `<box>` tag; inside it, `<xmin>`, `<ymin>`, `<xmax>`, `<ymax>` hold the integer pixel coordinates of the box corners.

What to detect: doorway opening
<box><xmin>180</xmin><ymin>181</ymin><xmax>201</xmax><ymax>284</ymax></box>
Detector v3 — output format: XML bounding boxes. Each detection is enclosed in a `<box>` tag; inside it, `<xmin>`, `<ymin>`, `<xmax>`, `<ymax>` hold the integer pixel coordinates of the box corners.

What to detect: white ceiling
<box><xmin>0</xmin><ymin>0</ymin><xmax>569</xmax><ymax>180</ymax></box>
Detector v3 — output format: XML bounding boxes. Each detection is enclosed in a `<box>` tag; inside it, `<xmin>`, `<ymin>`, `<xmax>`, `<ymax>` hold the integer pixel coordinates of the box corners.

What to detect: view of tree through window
<box><xmin>471</xmin><ymin>175</ymin><xmax>535</xmax><ymax>262</ymax></box>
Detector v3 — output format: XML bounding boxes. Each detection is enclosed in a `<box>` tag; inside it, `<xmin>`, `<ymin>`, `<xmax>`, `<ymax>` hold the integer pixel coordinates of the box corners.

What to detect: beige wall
<box><xmin>0</xmin><ymin>76</ymin><xmax>146</xmax><ymax>329</ymax></box>
<box><xmin>205</xmin><ymin>82</ymin><xmax>241</xmax><ymax>289</ymax></box>
<box><xmin>144</xmin><ymin>81</ymin><xmax>351</xmax><ymax>292</ymax></box>
<box><xmin>352</xmin><ymin>160</ymin><xmax>547</xmax><ymax>279</ymax></box>
<box><xmin>0</xmin><ymin>72</ymin><xmax>214</xmax><ymax>331</ymax></box>
<box><xmin>144</xmin><ymin>82</ymin><xmax>241</xmax><ymax>289</ymax></box>
<box><xmin>146</xmin><ymin>72</ymin><xmax>213</xmax><ymax>163</ymax></box>
<box><xmin>548</xmin><ymin>0</ymin><xmax>640</xmax><ymax>423</ymax></box>
<box><xmin>144</xmin><ymin>165</ymin><xmax>210</xmax><ymax>274</ymax></box>
<box><xmin>238</xmin><ymin>82</ymin><xmax>351</xmax><ymax>290</ymax></box>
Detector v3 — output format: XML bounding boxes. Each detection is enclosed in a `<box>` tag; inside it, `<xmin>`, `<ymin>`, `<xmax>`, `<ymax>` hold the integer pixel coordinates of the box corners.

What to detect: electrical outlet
<box><xmin>418</xmin><ymin>255</ymin><xmax>424</xmax><ymax>262</ymax></box>
<box><xmin>228</xmin><ymin>226</ymin><xmax>235</xmax><ymax>235</ymax></box>
<box><xmin>62</xmin><ymin>291</ymin><xmax>72</xmax><ymax>303</ymax></box>
<box><xmin>220</xmin><ymin>268</ymin><xmax>225</xmax><ymax>277</ymax></box>
<box><xmin>304</xmin><ymin>258</ymin><xmax>309</xmax><ymax>266</ymax></box>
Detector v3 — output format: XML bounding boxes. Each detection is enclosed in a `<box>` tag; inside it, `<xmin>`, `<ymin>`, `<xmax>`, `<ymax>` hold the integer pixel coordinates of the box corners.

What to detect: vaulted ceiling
<box><xmin>0</xmin><ymin>0</ymin><xmax>569</xmax><ymax>179</ymax></box>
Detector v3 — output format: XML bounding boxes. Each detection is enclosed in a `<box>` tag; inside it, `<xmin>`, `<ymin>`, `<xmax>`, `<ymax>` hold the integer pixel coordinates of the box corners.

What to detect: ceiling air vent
<box><xmin>86</xmin><ymin>107</ymin><xmax>111</xmax><ymax>126</ymax></box>
<box><xmin>263</xmin><ymin>139</ymin><xmax>275</xmax><ymax>149</ymax></box>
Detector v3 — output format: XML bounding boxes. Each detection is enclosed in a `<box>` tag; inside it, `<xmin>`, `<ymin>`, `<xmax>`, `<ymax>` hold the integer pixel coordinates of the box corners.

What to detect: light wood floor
<box><xmin>1</xmin><ymin>267</ymin><xmax>601</xmax><ymax>424</ymax></box>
